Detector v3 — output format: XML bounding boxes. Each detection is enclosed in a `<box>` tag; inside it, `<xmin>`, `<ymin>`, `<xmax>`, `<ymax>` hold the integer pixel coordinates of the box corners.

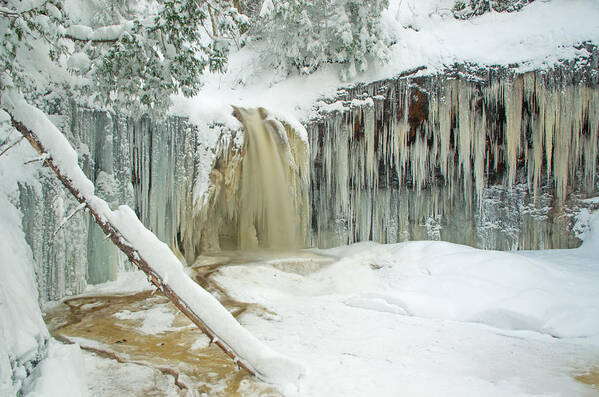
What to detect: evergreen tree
<box><xmin>0</xmin><ymin>0</ymin><xmax>248</xmax><ymax>114</ymax></box>
<box><xmin>258</xmin><ymin>0</ymin><xmax>389</xmax><ymax>80</ymax></box>
<box><xmin>453</xmin><ymin>0</ymin><xmax>534</xmax><ymax>19</ymax></box>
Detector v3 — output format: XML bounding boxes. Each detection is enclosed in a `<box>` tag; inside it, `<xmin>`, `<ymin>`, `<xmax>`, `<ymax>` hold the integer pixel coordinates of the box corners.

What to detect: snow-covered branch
<box><xmin>59</xmin><ymin>22</ymin><xmax>135</xmax><ymax>43</ymax></box>
<box><xmin>0</xmin><ymin>90</ymin><xmax>305</xmax><ymax>387</ymax></box>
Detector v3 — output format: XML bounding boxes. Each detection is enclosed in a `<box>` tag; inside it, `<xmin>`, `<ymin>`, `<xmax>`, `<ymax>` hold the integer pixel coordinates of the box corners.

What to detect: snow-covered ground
<box><xmin>172</xmin><ymin>0</ymin><xmax>599</xmax><ymax>128</ymax></box>
<box><xmin>209</xmin><ymin>213</ymin><xmax>599</xmax><ymax>396</ymax></box>
<box><xmin>71</xmin><ymin>211</ymin><xmax>599</xmax><ymax>396</ymax></box>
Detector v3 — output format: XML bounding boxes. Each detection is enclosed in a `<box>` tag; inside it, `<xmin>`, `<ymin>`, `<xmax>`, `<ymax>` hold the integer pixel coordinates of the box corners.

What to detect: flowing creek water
<box><xmin>43</xmin><ymin>250</ymin><xmax>334</xmax><ymax>396</ymax></box>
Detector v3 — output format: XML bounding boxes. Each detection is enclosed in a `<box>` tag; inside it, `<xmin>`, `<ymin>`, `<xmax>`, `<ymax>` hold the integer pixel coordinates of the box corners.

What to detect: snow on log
<box><xmin>0</xmin><ymin>90</ymin><xmax>305</xmax><ymax>387</ymax></box>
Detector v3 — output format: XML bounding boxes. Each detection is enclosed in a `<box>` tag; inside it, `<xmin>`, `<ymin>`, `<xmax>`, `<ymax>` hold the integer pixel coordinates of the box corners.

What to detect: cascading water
<box><xmin>179</xmin><ymin>107</ymin><xmax>310</xmax><ymax>257</ymax></box>
<box><xmin>236</xmin><ymin>107</ymin><xmax>306</xmax><ymax>249</ymax></box>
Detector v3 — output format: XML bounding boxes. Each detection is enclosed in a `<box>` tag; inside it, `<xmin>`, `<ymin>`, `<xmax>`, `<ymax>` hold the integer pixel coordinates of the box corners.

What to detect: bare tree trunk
<box><xmin>5</xmin><ymin>109</ymin><xmax>257</xmax><ymax>376</ymax></box>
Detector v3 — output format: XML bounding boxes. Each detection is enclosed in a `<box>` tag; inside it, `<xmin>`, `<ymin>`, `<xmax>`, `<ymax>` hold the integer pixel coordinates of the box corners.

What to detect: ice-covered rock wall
<box><xmin>17</xmin><ymin>60</ymin><xmax>599</xmax><ymax>302</ymax></box>
<box><xmin>17</xmin><ymin>103</ymin><xmax>226</xmax><ymax>300</ymax></box>
<box><xmin>308</xmin><ymin>66</ymin><xmax>599</xmax><ymax>249</ymax></box>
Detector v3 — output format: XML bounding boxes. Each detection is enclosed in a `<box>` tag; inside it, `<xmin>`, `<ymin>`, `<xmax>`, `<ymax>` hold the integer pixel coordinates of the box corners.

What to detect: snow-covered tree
<box><xmin>258</xmin><ymin>0</ymin><xmax>389</xmax><ymax>80</ymax></box>
<box><xmin>0</xmin><ymin>0</ymin><xmax>248</xmax><ymax>114</ymax></box>
<box><xmin>453</xmin><ymin>0</ymin><xmax>534</xmax><ymax>19</ymax></box>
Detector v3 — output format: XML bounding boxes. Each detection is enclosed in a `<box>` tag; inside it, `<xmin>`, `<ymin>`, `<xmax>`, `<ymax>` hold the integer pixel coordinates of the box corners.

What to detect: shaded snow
<box><xmin>213</xmin><ymin>211</ymin><xmax>599</xmax><ymax>396</ymax></box>
<box><xmin>22</xmin><ymin>340</ymin><xmax>87</xmax><ymax>397</ymax></box>
<box><xmin>0</xmin><ymin>117</ymin><xmax>85</xmax><ymax>397</ymax></box>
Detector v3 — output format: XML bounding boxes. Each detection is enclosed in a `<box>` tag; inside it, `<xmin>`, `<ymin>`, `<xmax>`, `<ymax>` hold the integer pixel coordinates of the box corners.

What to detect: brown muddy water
<box><xmin>43</xmin><ymin>251</ymin><xmax>333</xmax><ymax>396</ymax></box>
<box><xmin>44</xmin><ymin>263</ymin><xmax>279</xmax><ymax>395</ymax></box>
<box><xmin>576</xmin><ymin>370</ymin><xmax>599</xmax><ymax>392</ymax></box>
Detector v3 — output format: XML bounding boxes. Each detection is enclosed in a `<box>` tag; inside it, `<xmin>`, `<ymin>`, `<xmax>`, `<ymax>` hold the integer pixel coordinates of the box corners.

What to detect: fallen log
<box><xmin>0</xmin><ymin>90</ymin><xmax>304</xmax><ymax>387</ymax></box>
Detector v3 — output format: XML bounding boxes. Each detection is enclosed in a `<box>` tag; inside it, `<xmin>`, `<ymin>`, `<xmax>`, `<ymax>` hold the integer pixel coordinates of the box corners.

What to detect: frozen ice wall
<box><xmin>17</xmin><ymin>102</ymin><xmax>221</xmax><ymax>300</ymax></box>
<box><xmin>17</xmin><ymin>102</ymin><xmax>309</xmax><ymax>301</ymax></box>
<box><xmin>308</xmin><ymin>68</ymin><xmax>599</xmax><ymax>250</ymax></box>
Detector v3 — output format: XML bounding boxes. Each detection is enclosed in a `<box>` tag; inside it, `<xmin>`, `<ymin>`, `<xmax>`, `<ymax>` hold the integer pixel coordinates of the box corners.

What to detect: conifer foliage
<box><xmin>453</xmin><ymin>0</ymin><xmax>534</xmax><ymax>19</ymax></box>
<box><xmin>0</xmin><ymin>0</ymin><xmax>248</xmax><ymax>114</ymax></box>
<box><xmin>259</xmin><ymin>0</ymin><xmax>389</xmax><ymax>79</ymax></box>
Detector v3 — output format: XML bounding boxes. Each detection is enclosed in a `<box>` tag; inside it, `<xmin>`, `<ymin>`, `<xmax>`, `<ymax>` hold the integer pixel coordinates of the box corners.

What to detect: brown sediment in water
<box><xmin>44</xmin><ymin>265</ymin><xmax>281</xmax><ymax>396</ymax></box>
<box><xmin>576</xmin><ymin>369</ymin><xmax>599</xmax><ymax>391</ymax></box>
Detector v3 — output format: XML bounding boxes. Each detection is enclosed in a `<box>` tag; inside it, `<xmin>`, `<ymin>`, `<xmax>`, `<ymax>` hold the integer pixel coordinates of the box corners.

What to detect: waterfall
<box><xmin>236</xmin><ymin>107</ymin><xmax>306</xmax><ymax>249</ymax></box>
<box><xmin>179</xmin><ymin>107</ymin><xmax>310</xmax><ymax>257</ymax></box>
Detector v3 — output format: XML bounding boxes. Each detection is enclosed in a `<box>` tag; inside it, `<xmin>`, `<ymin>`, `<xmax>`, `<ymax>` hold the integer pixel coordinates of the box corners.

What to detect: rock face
<box><xmin>308</xmin><ymin>61</ymin><xmax>599</xmax><ymax>249</ymax></box>
<box><xmin>16</xmin><ymin>56</ymin><xmax>599</xmax><ymax>301</ymax></box>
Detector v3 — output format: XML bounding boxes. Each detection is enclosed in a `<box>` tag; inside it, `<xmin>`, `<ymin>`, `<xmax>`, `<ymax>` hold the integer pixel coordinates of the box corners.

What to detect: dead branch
<box><xmin>0</xmin><ymin>135</ymin><xmax>24</xmax><ymax>158</ymax></box>
<box><xmin>48</xmin><ymin>202</ymin><xmax>86</xmax><ymax>245</ymax></box>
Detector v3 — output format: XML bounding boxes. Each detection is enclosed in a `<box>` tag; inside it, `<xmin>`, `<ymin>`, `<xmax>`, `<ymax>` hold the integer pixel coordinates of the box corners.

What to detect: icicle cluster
<box><xmin>308</xmin><ymin>71</ymin><xmax>599</xmax><ymax>249</ymax></box>
<box><xmin>18</xmin><ymin>104</ymin><xmax>215</xmax><ymax>300</ymax></box>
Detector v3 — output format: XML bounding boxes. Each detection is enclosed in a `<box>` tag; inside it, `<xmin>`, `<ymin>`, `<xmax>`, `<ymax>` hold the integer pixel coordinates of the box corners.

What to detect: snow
<box><xmin>82</xmin><ymin>351</ymin><xmax>179</xmax><ymax>397</ymax></box>
<box><xmin>2</xmin><ymin>1</ymin><xmax>599</xmax><ymax>394</ymax></box>
<box><xmin>171</xmin><ymin>0</ymin><xmax>599</xmax><ymax>128</ymax></box>
<box><xmin>0</xmin><ymin>119</ymin><xmax>85</xmax><ymax>397</ymax></box>
<box><xmin>0</xmin><ymin>121</ymin><xmax>47</xmax><ymax>396</ymax></box>
<box><xmin>212</xmin><ymin>211</ymin><xmax>599</xmax><ymax>396</ymax></box>
<box><xmin>113</xmin><ymin>304</ymin><xmax>177</xmax><ymax>335</ymax></box>
<box><xmin>22</xmin><ymin>340</ymin><xmax>87</xmax><ymax>397</ymax></box>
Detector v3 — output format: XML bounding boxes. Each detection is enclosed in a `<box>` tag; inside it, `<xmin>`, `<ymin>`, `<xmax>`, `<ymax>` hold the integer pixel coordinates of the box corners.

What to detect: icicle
<box><xmin>504</xmin><ymin>77</ymin><xmax>523</xmax><ymax>188</ymax></box>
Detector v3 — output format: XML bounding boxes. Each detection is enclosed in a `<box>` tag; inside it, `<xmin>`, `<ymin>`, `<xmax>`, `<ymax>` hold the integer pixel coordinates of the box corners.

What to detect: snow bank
<box><xmin>219</xmin><ymin>212</ymin><xmax>599</xmax><ymax>340</ymax></box>
<box><xmin>315</xmin><ymin>215</ymin><xmax>599</xmax><ymax>338</ymax></box>
<box><xmin>214</xmin><ymin>212</ymin><xmax>599</xmax><ymax>396</ymax></box>
<box><xmin>0</xmin><ymin>112</ymin><xmax>85</xmax><ymax>396</ymax></box>
<box><xmin>22</xmin><ymin>340</ymin><xmax>87</xmax><ymax>397</ymax></box>
<box><xmin>0</xmin><ymin>169</ymin><xmax>48</xmax><ymax>396</ymax></box>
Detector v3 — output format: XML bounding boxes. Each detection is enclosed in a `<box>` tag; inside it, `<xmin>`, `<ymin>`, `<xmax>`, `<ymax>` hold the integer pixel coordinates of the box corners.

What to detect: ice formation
<box><xmin>308</xmin><ymin>70</ymin><xmax>599</xmax><ymax>249</ymax></box>
<box><xmin>13</xmin><ymin>65</ymin><xmax>599</xmax><ymax>302</ymax></box>
<box><xmin>16</xmin><ymin>103</ymin><xmax>309</xmax><ymax>300</ymax></box>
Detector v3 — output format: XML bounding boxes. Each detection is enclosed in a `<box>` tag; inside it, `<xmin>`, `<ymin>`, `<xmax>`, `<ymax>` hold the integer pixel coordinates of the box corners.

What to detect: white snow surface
<box><xmin>171</xmin><ymin>0</ymin><xmax>599</xmax><ymax>128</ymax></box>
<box><xmin>83</xmin><ymin>351</ymin><xmax>179</xmax><ymax>397</ymax></box>
<box><xmin>0</xmin><ymin>114</ymin><xmax>86</xmax><ymax>397</ymax></box>
<box><xmin>21</xmin><ymin>340</ymin><xmax>88</xmax><ymax>397</ymax></box>
<box><xmin>213</xmin><ymin>212</ymin><xmax>599</xmax><ymax>396</ymax></box>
